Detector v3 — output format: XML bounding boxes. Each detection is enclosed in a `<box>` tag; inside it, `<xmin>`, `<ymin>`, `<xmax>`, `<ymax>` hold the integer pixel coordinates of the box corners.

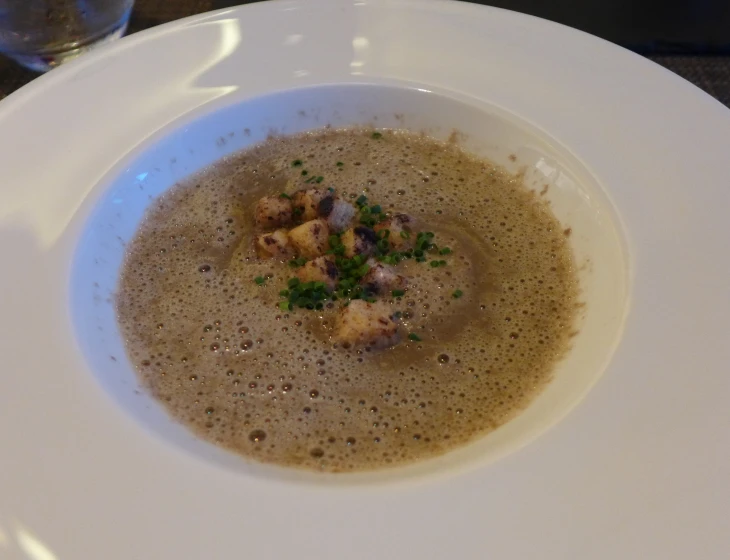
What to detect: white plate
<box><xmin>0</xmin><ymin>1</ymin><xmax>728</xmax><ymax>558</ymax></box>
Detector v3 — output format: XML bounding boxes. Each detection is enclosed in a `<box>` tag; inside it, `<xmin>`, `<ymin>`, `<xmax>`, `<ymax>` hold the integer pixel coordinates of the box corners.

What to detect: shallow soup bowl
<box><xmin>71</xmin><ymin>83</ymin><xmax>629</xmax><ymax>483</ymax></box>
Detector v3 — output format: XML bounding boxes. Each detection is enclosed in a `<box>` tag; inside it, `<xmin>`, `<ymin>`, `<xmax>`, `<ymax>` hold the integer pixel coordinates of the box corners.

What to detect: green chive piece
<box><xmin>301</xmin><ymin>170</ymin><xmax>308</xmax><ymax>176</ymax></box>
<box><xmin>279</xmin><ymin>193</ymin><xmax>291</xmax><ymax>199</ymax></box>
<box><xmin>400</xmin><ymin>230</ymin><xmax>410</xmax><ymax>239</ymax></box>
<box><xmin>287</xmin><ymin>278</ymin><xmax>300</xmax><ymax>289</ymax></box>
<box><xmin>370</xmin><ymin>205</ymin><xmax>382</xmax><ymax>214</ymax></box>
<box><xmin>279</xmin><ymin>289</ymin><xmax>290</xmax><ymax>297</ymax></box>
<box><xmin>356</xmin><ymin>264</ymin><xmax>371</xmax><ymax>277</ymax></box>
<box><xmin>439</xmin><ymin>247</ymin><xmax>452</xmax><ymax>255</ymax></box>
<box><xmin>452</xmin><ymin>289</ymin><xmax>464</xmax><ymax>299</ymax></box>
<box><xmin>372</xmin><ymin>132</ymin><xmax>383</xmax><ymax>139</ymax></box>
<box><xmin>438</xmin><ymin>260</ymin><xmax>447</xmax><ymax>267</ymax></box>
<box><xmin>356</xmin><ymin>194</ymin><xmax>368</xmax><ymax>207</ymax></box>
<box><xmin>254</xmin><ymin>276</ymin><xmax>266</xmax><ymax>285</ymax></box>
<box><xmin>279</xmin><ymin>301</ymin><xmax>292</xmax><ymax>311</ymax></box>
<box><xmin>336</xmin><ymin>161</ymin><xmax>344</xmax><ymax>167</ymax></box>
<box><xmin>293</xmin><ymin>206</ymin><xmax>303</xmax><ymax>216</ymax></box>
<box><xmin>315</xmin><ymin>176</ymin><xmax>324</xmax><ymax>183</ymax></box>
<box><xmin>408</xmin><ymin>333</ymin><xmax>422</xmax><ymax>342</ymax></box>
<box><xmin>392</xmin><ymin>289</ymin><xmax>405</xmax><ymax>297</ymax></box>
<box><xmin>292</xmin><ymin>159</ymin><xmax>303</xmax><ymax>167</ymax></box>
<box><xmin>429</xmin><ymin>260</ymin><xmax>440</xmax><ymax>268</ymax></box>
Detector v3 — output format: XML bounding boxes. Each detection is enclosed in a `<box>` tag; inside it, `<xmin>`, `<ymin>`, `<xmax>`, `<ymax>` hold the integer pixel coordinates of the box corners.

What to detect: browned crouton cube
<box><xmin>334</xmin><ymin>300</ymin><xmax>400</xmax><ymax>349</ymax></box>
<box><xmin>361</xmin><ymin>259</ymin><xmax>407</xmax><ymax>294</ymax></box>
<box><xmin>291</xmin><ymin>189</ymin><xmax>325</xmax><ymax>221</ymax></box>
<box><xmin>255</xmin><ymin>196</ymin><xmax>292</xmax><ymax>228</ymax></box>
<box><xmin>256</xmin><ymin>229</ymin><xmax>293</xmax><ymax>259</ymax></box>
<box><xmin>288</xmin><ymin>219</ymin><xmax>330</xmax><ymax>258</ymax></box>
<box><xmin>340</xmin><ymin>226</ymin><xmax>377</xmax><ymax>258</ymax></box>
<box><xmin>373</xmin><ymin>213</ymin><xmax>414</xmax><ymax>250</ymax></box>
<box><xmin>295</xmin><ymin>255</ymin><xmax>339</xmax><ymax>291</ymax></box>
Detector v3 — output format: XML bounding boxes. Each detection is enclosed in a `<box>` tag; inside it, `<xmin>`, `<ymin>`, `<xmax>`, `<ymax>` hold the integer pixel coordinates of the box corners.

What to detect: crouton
<box><xmin>291</xmin><ymin>189</ymin><xmax>325</xmax><ymax>221</ymax></box>
<box><xmin>255</xmin><ymin>196</ymin><xmax>292</xmax><ymax>228</ymax></box>
<box><xmin>295</xmin><ymin>255</ymin><xmax>339</xmax><ymax>291</ymax></box>
<box><xmin>318</xmin><ymin>196</ymin><xmax>356</xmax><ymax>233</ymax></box>
<box><xmin>256</xmin><ymin>229</ymin><xmax>293</xmax><ymax>259</ymax></box>
<box><xmin>361</xmin><ymin>259</ymin><xmax>407</xmax><ymax>294</ymax></box>
<box><xmin>334</xmin><ymin>299</ymin><xmax>400</xmax><ymax>348</ymax></box>
<box><xmin>288</xmin><ymin>218</ymin><xmax>330</xmax><ymax>258</ymax></box>
<box><xmin>373</xmin><ymin>213</ymin><xmax>414</xmax><ymax>249</ymax></box>
<box><xmin>341</xmin><ymin>226</ymin><xmax>378</xmax><ymax>258</ymax></box>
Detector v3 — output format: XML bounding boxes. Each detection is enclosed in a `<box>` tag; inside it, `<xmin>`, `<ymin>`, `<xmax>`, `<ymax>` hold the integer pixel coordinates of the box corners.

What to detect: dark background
<box><xmin>2</xmin><ymin>0</ymin><xmax>730</xmax><ymax>105</ymax></box>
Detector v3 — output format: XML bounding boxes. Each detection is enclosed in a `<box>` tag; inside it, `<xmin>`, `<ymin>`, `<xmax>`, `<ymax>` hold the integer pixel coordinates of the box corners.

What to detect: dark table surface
<box><xmin>1</xmin><ymin>1</ymin><xmax>729</xmax><ymax>108</ymax></box>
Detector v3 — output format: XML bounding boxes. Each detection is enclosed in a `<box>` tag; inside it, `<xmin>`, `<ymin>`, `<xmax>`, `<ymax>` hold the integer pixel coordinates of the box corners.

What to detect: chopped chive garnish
<box><xmin>356</xmin><ymin>194</ymin><xmax>368</xmax><ymax>207</ymax></box>
<box><xmin>279</xmin><ymin>193</ymin><xmax>291</xmax><ymax>199</ymax></box>
<box><xmin>392</xmin><ymin>289</ymin><xmax>405</xmax><ymax>297</ymax></box>
<box><xmin>254</xmin><ymin>276</ymin><xmax>266</xmax><ymax>285</ymax></box>
<box><xmin>439</xmin><ymin>247</ymin><xmax>452</xmax><ymax>255</ymax></box>
<box><xmin>287</xmin><ymin>277</ymin><xmax>301</xmax><ymax>288</ymax></box>
<box><xmin>279</xmin><ymin>289</ymin><xmax>290</xmax><ymax>297</ymax></box>
<box><xmin>336</xmin><ymin>161</ymin><xmax>344</xmax><ymax>167</ymax></box>
<box><xmin>400</xmin><ymin>230</ymin><xmax>410</xmax><ymax>239</ymax></box>
<box><xmin>315</xmin><ymin>176</ymin><xmax>324</xmax><ymax>183</ymax></box>
<box><xmin>328</xmin><ymin>187</ymin><xmax>335</xmax><ymax>193</ymax></box>
<box><xmin>416</xmin><ymin>256</ymin><xmax>427</xmax><ymax>263</ymax></box>
<box><xmin>429</xmin><ymin>260</ymin><xmax>440</xmax><ymax>268</ymax></box>
<box><xmin>301</xmin><ymin>170</ymin><xmax>308</xmax><ymax>176</ymax></box>
<box><xmin>408</xmin><ymin>333</ymin><xmax>422</xmax><ymax>342</ymax></box>
<box><xmin>279</xmin><ymin>301</ymin><xmax>293</xmax><ymax>311</ymax></box>
<box><xmin>438</xmin><ymin>260</ymin><xmax>447</xmax><ymax>266</ymax></box>
<box><xmin>370</xmin><ymin>205</ymin><xmax>382</xmax><ymax>214</ymax></box>
<box><xmin>452</xmin><ymin>289</ymin><xmax>463</xmax><ymax>299</ymax></box>
<box><xmin>292</xmin><ymin>159</ymin><xmax>303</xmax><ymax>167</ymax></box>
<box><xmin>372</xmin><ymin>132</ymin><xmax>383</xmax><ymax>139</ymax></box>
<box><xmin>293</xmin><ymin>206</ymin><xmax>303</xmax><ymax>216</ymax></box>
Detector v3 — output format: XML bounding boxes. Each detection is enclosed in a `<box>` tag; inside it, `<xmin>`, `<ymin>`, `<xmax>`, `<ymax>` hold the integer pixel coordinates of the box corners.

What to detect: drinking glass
<box><xmin>0</xmin><ymin>0</ymin><xmax>135</xmax><ymax>72</ymax></box>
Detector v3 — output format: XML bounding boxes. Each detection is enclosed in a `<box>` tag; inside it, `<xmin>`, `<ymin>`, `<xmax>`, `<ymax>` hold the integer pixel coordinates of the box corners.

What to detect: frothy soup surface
<box><xmin>117</xmin><ymin>128</ymin><xmax>578</xmax><ymax>472</ymax></box>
